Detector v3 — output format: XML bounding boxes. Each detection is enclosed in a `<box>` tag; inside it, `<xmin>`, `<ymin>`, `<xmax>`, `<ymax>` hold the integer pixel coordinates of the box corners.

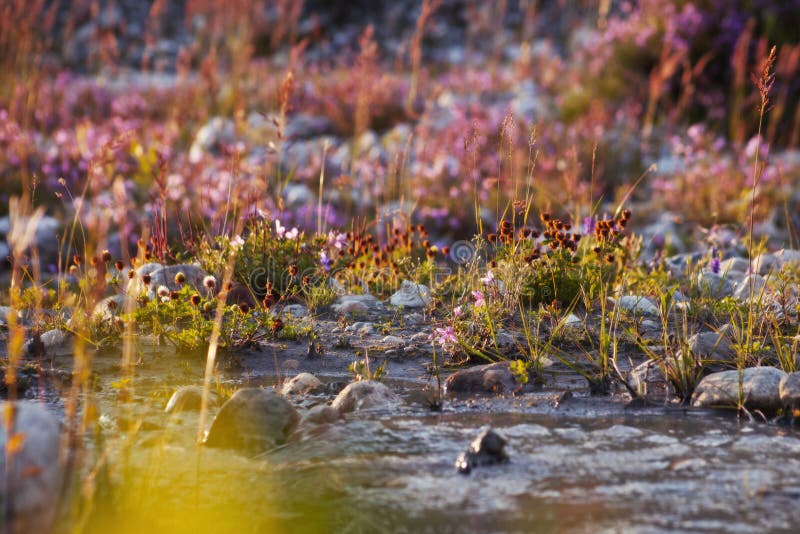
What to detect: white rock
<box><xmin>695</xmin><ymin>270</ymin><xmax>735</xmax><ymax>299</ymax></box>
<box><xmin>615</xmin><ymin>295</ymin><xmax>659</xmax><ymax>317</ymax></box>
<box><xmin>733</xmin><ymin>273</ymin><xmax>768</xmax><ymax>302</ymax></box>
<box><xmin>0</xmin><ymin>401</ymin><xmax>64</xmax><ymax>534</ymax></box>
<box><xmin>331</xmin><ymin>294</ymin><xmax>381</xmax><ymax>314</ymax></box>
<box><xmin>345</xmin><ymin>321</ymin><xmax>374</xmax><ymax>335</ymax></box>
<box><xmin>331</xmin><ymin>381</ymin><xmax>401</xmax><ymax>413</ymax></box>
<box><xmin>22</xmin><ymin>329</ymin><xmax>73</xmax><ymax>357</ymax></box>
<box><xmin>379</xmin><ymin>335</ymin><xmax>405</xmax><ymax>347</ymax></box>
<box><xmin>281</xmin><ymin>373</ymin><xmax>322</xmax><ymax>396</ymax></box>
<box><xmin>189</xmin><ymin>117</ymin><xmax>236</xmax><ymax>164</ymax></box>
<box><xmin>389</xmin><ymin>281</ymin><xmax>431</xmax><ymax>308</ymax></box>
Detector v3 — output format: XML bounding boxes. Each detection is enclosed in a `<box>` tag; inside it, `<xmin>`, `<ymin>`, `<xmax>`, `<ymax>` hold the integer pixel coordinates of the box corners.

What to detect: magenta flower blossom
<box><xmin>432</xmin><ymin>326</ymin><xmax>458</xmax><ymax>351</ymax></box>
<box><xmin>480</xmin><ymin>270</ymin><xmax>495</xmax><ymax>286</ymax></box>
<box><xmin>472</xmin><ymin>290</ymin><xmax>485</xmax><ymax>308</ymax></box>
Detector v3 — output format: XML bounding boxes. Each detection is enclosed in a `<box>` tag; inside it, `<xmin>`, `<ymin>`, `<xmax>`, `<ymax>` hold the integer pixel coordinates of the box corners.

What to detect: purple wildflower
<box><xmin>432</xmin><ymin>326</ymin><xmax>458</xmax><ymax>351</ymax></box>
<box><xmin>710</xmin><ymin>249</ymin><xmax>720</xmax><ymax>274</ymax></box>
<box><xmin>320</xmin><ymin>251</ymin><xmax>333</xmax><ymax>272</ymax></box>
<box><xmin>472</xmin><ymin>290</ymin><xmax>486</xmax><ymax>308</ymax></box>
<box><xmin>583</xmin><ymin>216</ymin><xmax>596</xmax><ymax>235</ymax></box>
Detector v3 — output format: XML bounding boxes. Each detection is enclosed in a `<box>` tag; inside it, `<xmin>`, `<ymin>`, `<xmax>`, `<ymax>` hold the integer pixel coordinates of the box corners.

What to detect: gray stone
<box><xmin>691</xmin><ymin>367</ymin><xmax>787</xmax><ymax>412</ymax></box>
<box><xmin>281</xmin><ymin>373</ymin><xmax>323</xmax><ymax>396</ymax></box>
<box><xmin>331</xmin><ymin>294</ymin><xmax>382</xmax><ymax>314</ymax></box>
<box><xmin>165</xmin><ymin>386</ymin><xmax>219</xmax><ymax>414</ymax></box>
<box><xmin>23</xmin><ymin>329</ymin><xmax>73</xmax><ymax>357</ymax></box>
<box><xmin>331</xmin><ymin>380</ymin><xmax>400</xmax><ymax>413</ymax></box>
<box><xmin>389</xmin><ymin>281</ymin><xmax>431</xmax><ymax>308</ymax></box>
<box><xmin>0</xmin><ymin>215</ymin><xmax>61</xmax><ymax>269</ymax></box>
<box><xmin>719</xmin><ymin>257</ymin><xmax>750</xmax><ymax>276</ymax></box>
<box><xmin>455</xmin><ymin>427</ymin><xmax>509</xmax><ymax>474</ymax></box>
<box><xmin>752</xmin><ymin>249</ymin><xmax>800</xmax><ymax>275</ymax></box>
<box><xmin>282</xmin><ymin>304</ymin><xmax>308</xmax><ymax>318</ymax></box>
<box><xmin>615</xmin><ymin>295</ymin><xmax>659</xmax><ymax>317</ymax></box>
<box><xmin>189</xmin><ymin>117</ymin><xmax>236</xmax><ymax>164</ymax></box>
<box><xmin>204</xmin><ymin>388</ymin><xmax>299</xmax><ymax>453</ymax></box>
<box><xmin>345</xmin><ymin>321</ymin><xmax>374</xmax><ymax>335</ymax></box>
<box><xmin>379</xmin><ymin>335</ymin><xmax>405</xmax><ymax>347</ymax></box>
<box><xmin>627</xmin><ymin>360</ymin><xmax>667</xmax><ymax>398</ymax></box>
<box><xmin>444</xmin><ymin>362</ymin><xmax>522</xmax><ymax>395</ymax></box>
<box><xmin>779</xmin><ymin>372</ymin><xmax>800</xmax><ymax>409</ymax></box>
<box><xmin>640</xmin><ymin>213</ymin><xmax>685</xmax><ymax>262</ymax></box>
<box><xmin>300</xmin><ymin>405</ymin><xmax>342</xmax><ymax>426</ymax></box>
<box><xmin>0</xmin><ymin>401</ymin><xmax>64</xmax><ymax>534</ymax></box>
<box><xmin>695</xmin><ymin>270</ymin><xmax>736</xmax><ymax>299</ymax></box>
<box><xmin>689</xmin><ymin>327</ymin><xmax>735</xmax><ymax>361</ymax></box>
<box><xmin>734</xmin><ymin>273</ymin><xmax>768</xmax><ymax>302</ymax></box>
<box><xmin>282</xmin><ymin>183</ymin><xmax>314</xmax><ymax>208</ymax></box>
<box><xmin>92</xmin><ymin>295</ymin><xmax>127</xmax><ymax>322</ymax></box>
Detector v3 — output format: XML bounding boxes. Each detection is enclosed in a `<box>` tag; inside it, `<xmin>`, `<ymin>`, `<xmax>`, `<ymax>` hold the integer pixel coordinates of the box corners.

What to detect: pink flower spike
<box><xmin>480</xmin><ymin>270</ymin><xmax>495</xmax><ymax>286</ymax></box>
<box><xmin>472</xmin><ymin>290</ymin><xmax>485</xmax><ymax>308</ymax></box>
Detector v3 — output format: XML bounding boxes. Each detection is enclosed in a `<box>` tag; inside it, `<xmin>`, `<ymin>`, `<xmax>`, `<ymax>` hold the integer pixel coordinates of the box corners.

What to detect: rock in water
<box><xmin>281</xmin><ymin>373</ymin><xmax>323</xmax><ymax>396</ymax></box>
<box><xmin>165</xmin><ymin>386</ymin><xmax>219</xmax><ymax>413</ymax></box>
<box><xmin>331</xmin><ymin>380</ymin><xmax>400</xmax><ymax>413</ymax></box>
<box><xmin>22</xmin><ymin>329</ymin><xmax>73</xmax><ymax>357</ymax></box>
<box><xmin>301</xmin><ymin>405</ymin><xmax>342</xmax><ymax>426</ymax></box>
<box><xmin>455</xmin><ymin>427</ymin><xmax>509</xmax><ymax>474</ymax></box>
<box><xmin>0</xmin><ymin>401</ymin><xmax>64</xmax><ymax>534</ymax></box>
<box><xmin>204</xmin><ymin>388</ymin><xmax>299</xmax><ymax>453</ymax></box>
<box><xmin>444</xmin><ymin>362</ymin><xmax>522</xmax><ymax>394</ymax></box>
<box><xmin>691</xmin><ymin>367</ymin><xmax>787</xmax><ymax>412</ymax></box>
<box><xmin>779</xmin><ymin>372</ymin><xmax>800</xmax><ymax>410</ymax></box>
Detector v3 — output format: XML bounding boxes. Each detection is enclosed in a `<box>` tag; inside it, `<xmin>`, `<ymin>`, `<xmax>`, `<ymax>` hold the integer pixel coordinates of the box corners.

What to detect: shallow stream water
<box><xmin>73</xmin><ymin>352</ymin><xmax>800</xmax><ymax>534</ymax></box>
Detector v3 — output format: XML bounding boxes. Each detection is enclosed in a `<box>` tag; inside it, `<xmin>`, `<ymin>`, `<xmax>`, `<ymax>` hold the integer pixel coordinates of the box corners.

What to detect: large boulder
<box><xmin>330</xmin><ymin>381</ymin><xmax>400</xmax><ymax>413</ymax></box>
<box><xmin>0</xmin><ymin>401</ymin><xmax>64</xmax><ymax>534</ymax></box>
<box><xmin>691</xmin><ymin>367</ymin><xmax>786</xmax><ymax>412</ymax></box>
<box><xmin>203</xmin><ymin>388</ymin><xmax>299</xmax><ymax>453</ymax></box>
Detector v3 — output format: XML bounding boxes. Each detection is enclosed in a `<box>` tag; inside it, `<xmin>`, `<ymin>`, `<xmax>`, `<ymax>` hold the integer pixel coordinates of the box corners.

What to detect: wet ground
<box><xmin>40</xmin><ymin>328</ymin><xmax>800</xmax><ymax>534</ymax></box>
